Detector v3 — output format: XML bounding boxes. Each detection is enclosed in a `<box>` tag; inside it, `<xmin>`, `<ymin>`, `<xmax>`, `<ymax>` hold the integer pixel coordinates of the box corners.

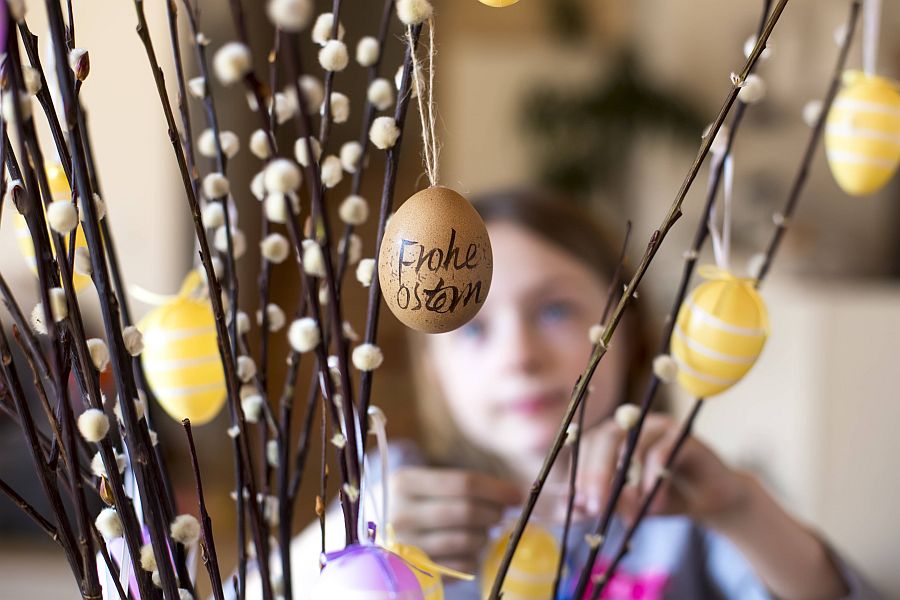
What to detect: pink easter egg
<box><xmin>312</xmin><ymin>544</ymin><xmax>425</xmax><ymax>600</ymax></box>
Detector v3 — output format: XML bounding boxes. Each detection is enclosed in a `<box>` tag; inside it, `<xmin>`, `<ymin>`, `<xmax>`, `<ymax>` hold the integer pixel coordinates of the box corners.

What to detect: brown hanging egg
<box><xmin>378</xmin><ymin>186</ymin><xmax>492</xmax><ymax>333</ymax></box>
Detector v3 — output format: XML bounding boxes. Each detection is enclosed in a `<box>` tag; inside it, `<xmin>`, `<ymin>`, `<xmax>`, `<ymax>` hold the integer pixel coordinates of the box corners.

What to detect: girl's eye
<box><xmin>458</xmin><ymin>319</ymin><xmax>486</xmax><ymax>340</ymax></box>
<box><xmin>538</xmin><ymin>299</ymin><xmax>576</xmax><ymax>324</ymax></box>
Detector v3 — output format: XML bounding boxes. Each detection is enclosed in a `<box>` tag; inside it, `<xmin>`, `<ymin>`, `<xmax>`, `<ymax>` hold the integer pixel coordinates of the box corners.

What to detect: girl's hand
<box><xmin>388</xmin><ymin>467</ymin><xmax>522</xmax><ymax>574</ymax></box>
<box><xmin>574</xmin><ymin>413</ymin><xmax>749</xmax><ymax>526</ymax></box>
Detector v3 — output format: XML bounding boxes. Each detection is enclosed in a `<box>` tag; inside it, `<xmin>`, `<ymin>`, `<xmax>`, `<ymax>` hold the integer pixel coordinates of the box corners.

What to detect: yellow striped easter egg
<box><xmin>13</xmin><ymin>163</ymin><xmax>92</xmax><ymax>292</ymax></box>
<box><xmin>825</xmin><ymin>70</ymin><xmax>900</xmax><ymax>196</ymax></box>
<box><xmin>388</xmin><ymin>544</ymin><xmax>446</xmax><ymax>600</ymax></box>
<box><xmin>478</xmin><ymin>0</ymin><xmax>520</xmax><ymax>6</ymax></box>
<box><xmin>480</xmin><ymin>524</ymin><xmax>560</xmax><ymax>600</ymax></box>
<box><xmin>139</xmin><ymin>272</ymin><xmax>226</xmax><ymax>425</ymax></box>
<box><xmin>670</xmin><ymin>267</ymin><xmax>769</xmax><ymax>399</ymax></box>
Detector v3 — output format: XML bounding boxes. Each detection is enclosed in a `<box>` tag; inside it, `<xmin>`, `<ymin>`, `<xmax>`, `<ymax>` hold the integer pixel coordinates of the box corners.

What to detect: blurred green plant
<box><xmin>521</xmin><ymin>51</ymin><xmax>705</xmax><ymax>200</ymax></box>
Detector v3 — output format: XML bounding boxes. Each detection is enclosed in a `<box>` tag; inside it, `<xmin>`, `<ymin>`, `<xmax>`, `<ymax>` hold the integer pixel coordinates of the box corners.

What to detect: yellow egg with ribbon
<box><xmin>480</xmin><ymin>524</ymin><xmax>560</xmax><ymax>600</ymax></box>
<box><xmin>825</xmin><ymin>70</ymin><xmax>900</xmax><ymax>196</ymax></box>
<box><xmin>13</xmin><ymin>163</ymin><xmax>92</xmax><ymax>292</ymax></box>
<box><xmin>139</xmin><ymin>271</ymin><xmax>226</xmax><ymax>425</ymax></box>
<box><xmin>670</xmin><ymin>266</ymin><xmax>769</xmax><ymax>398</ymax></box>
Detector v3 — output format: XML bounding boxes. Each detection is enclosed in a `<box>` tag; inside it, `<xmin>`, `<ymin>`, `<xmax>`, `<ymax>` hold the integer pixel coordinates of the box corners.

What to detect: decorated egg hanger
<box><xmin>825</xmin><ymin>0</ymin><xmax>900</xmax><ymax>196</ymax></box>
<box><xmin>378</xmin><ymin>18</ymin><xmax>494</xmax><ymax>334</ymax></box>
<box><xmin>670</xmin><ymin>151</ymin><xmax>770</xmax><ymax>399</ymax></box>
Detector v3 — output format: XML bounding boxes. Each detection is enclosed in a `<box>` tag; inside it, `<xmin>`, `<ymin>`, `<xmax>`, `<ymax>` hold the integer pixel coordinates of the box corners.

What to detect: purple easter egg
<box><xmin>312</xmin><ymin>544</ymin><xmax>425</xmax><ymax>600</ymax></box>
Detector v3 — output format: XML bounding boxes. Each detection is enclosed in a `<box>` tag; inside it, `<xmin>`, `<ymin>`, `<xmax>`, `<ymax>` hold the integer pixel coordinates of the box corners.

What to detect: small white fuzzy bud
<box><xmin>267</xmin><ymin>0</ymin><xmax>314</xmax><ymax>31</ymax></box>
<box><xmin>188</xmin><ymin>77</ymin><xmax>207</xmax><ymax>99</ymax></box>
<box><xmin>178</xmin><ymin>589</ymin><xmax>194</xmax><ymax>600</ymax></box>
<box><xmin>95</xmin><ymin>508</ymin><xmax>123</xmax><ymax>539</ymax></box>
<box><xmin>90</xmin><ymin>450</ymin><xmax>127</xmax><ymax>478</ymax></box>
<box><xmin>170</xmin><ymin>514</ymin><xmax>201</xmax><ymax>546</ymax></box>
<box><xmin>198</xmin><ymin>129</ymin><xmax>219</xmax><ymax>158</ymax></box>
<box><xmin>339</xmin><ymin>141</ymin><xmax>363</xmax><ymax>173</ymax></box>
<box><xmin>614</xmin><ymin>404</ymin><xmax>641</xmax><ymax>431</ymax></box>
<box><xmin>356</xmin><ymin>258</ymin><xmax>375</xmax><ymax>287</ymax></box>
<box><xmin>396</xmin><ymin>0</ymin><xmax>433</xmax><ymax>25</ymax></box>
<box><xmin>343</xmin><ymin>321</ymin><xmax>360</xmax><ymax>342</ymax></box>
<box><xmin>86</xmin><ymin>338</ymin><xmax>110</xmax><ymax>372</ymax></box>
<box><xmin>249</xmin><ymin>129</ymin><xmax>272</xmax><ymax>159</ymax></box>
<box><xmin>743</xmin><ymin>35</ymin><xmax>773</xmax><ymax>61</ymax></box>
<box><xmin>47</xmin><ymin>201</ymin><xmax>79</xmax><ymax>234</ymax></box>
<box><xmin>396</xmin><ymin>64</ymin><xmax>424</xmax><ymax>99</ymax></box>
<box><xmin>338</xmin><ymin>195</ymin><xmax>368</xmax><ymax>226</ymax></box>
<box><xmin>272</xmin><ymin>92</ymin><xmax>296</xmax><ymax>125</ymax></box>
<box><xmin>738</xmin><ymin>74</ymin><xmax>766</xmax><ymax>104</ymax></box>
<box><xmin>196</xmin><ymin>33</ymin><xmax>210</xmax><ymax>46</ymax></box>
<box><xmin>198</xmin><ymin>257</ymin><xmax>225</xmax><ymax>285</ymax></box>
<box><xmin>772</xmin><ymin>212</ymin><xmax>786</xmax><ymax>227</ymax></box>
<box><xmin>260</xmin><ymin>233</ymin><xmax>291</xmax><ymax>264</ymax></box>
<box><xmin>219</xmin><ymin>131</ymin><xmax>240</xmax><ymax>158</ymax></box>
<box><xmin>294</xmin><ymin>136</ymin><xmax>322</xmax><ymax>167</ymax></box>
<box><xmin>319</xmin><ymin>40</ymin><xmax>349</xmax><ymax>72</ymax></box>
<box><xmin>369</xmin><ymin>116</ymin><xmax>400</xmax><ymax>149</ymax></box>
<box><xmin>114</xmin><ymin>396</ymin><xmax>146</xmax><ymax>422</ymax></box>
<box><xmin>299</xmin><ymin>75</ymin><xmax>324</xmax><ymax>111</ymax></box>
<box><xmin>241</xmin><ymin>394</ymin><xmax>265</xmax><ymax>423</ymax></box>
<box><xmin>77</xmin><ymin>408</ymin><xmax>110</xmax><ymax>442</ymax></box>
<box><xmin>236</xmin><ymin>311</ymin><xmax>251</xmax><ymax>336</ymax></box>
<box><xmin>237</xmin><ymin>356</ymin><xmax>257</xmax><ymax>383</ymax></box>
<box><xmin>331</xmin><ymin>433</ymin><xmax>347</xmax><ymax>449</ymax></box>
<box><xmin>340</xmin><ymin>233</ymin><xmax>362</xmax><ymax>265</ymax></box>
<box><xmin>264</xmin><ymin>158</ymin><xmax>302</xmax><ymax>193</ymax></box>
<box><xmin>214</xmin><ymin>227</ymin><xmax>247</xmax><ymax>259</ymax></box>
<box><xmin>288</xmin><ymin>318</ymin><xmax>320</xmax><ymax>352</ymax></box>
<box><xmin>265</xmin><ymin>194</ymin><xmax>289</xmax><ymax>223</ymax></box>
<box><xmin>729</xmin><ymin>72</ymin><xmax>744</xmax><ymax>87</ymax></box>
<box><xmin>31</xmin><ymin>303</ymin><xmax>48</xmax><ymax>335</ymax></box>
<box><xmin>320</xmin><ymin>155</ymin><xmax>343</xmax><ymax>188</ymax></box>
<box><xmin>74</xmin><ymin>246</ymin><xmax>93</xmax><ymax>277</ymax></box>
<box><xmin>251</xmin><ymin>171</ymin><xmax>267</xmax><ymax>200</ymax></box>
<box><xmin>227</xmin><ymin>425</ymin><xmax>241</xmax><ymax>438</ymax></box>
<box><xmin>802</xmin><ymin>100</ymin><xmax>823</xmax><ymax>127</ymax></box>
<box><xmin>367</xmin><ymin>78</ymin><xmax>394</xmax><ymax>111</ymax></box>
<box><xmin>266</xmin><ymin>440</ymin><xmax>280</xmax><ymax>467</ymax></box>
<box><xmin>318</xmin><ymin>283</ymin><xmax>330</xmax><ymax>306</ymax></box>
<box><xmin>585</xmin><ymin>533</ymin><xmax>605</xmax><ymax>549</ymax></box>
<box><xmin>23</xmin><ymin>67</ymin><xmax>42</xmax><ymax>95</ymax></box>
<box><xmin>326</xmin><ymin>92</ymin><xmax>350</xmax><ymax>124</ymax></box>
<box><xmin>356</xmin><ymin>36</ymin><xmax>380</xmax><ymax>67</ymax></box>
<box><xmin>302</xmin><ymin>240</ymin><xmax>327</xmax><ymax>277</ymax></box>
<box><xmin>213</xmin><ymin>42</ymin><xmax>252</xmax><ymax>85</ymax></box>
<box><xmin>68</xmin><ymin>48</ymin><xmax>90</xmax><ymax>81</ymax></box>
<box><xmin>588</xmin><ymin>323</ymin><xmax>604</xmax><ymax>345</ymax></box>
<box><xmin>747</xmin><ymin>252</ymin><xmax>767</xmax><ymax>281</ymax></box>
<box><xmin>311</xmin><ymin>13</ymin><xmax>345</xmax><ymax>45</ymax></box>
<box><xmin>3</xmin><ymin>92</ymin><xmax>32</xmax><ymax>122</ymax></box>
<box><xmin>140</xmin><ymin>544</ymin><xmax>157</xmax><ymax>572</ymax></box>
<box><xmin>202</xmin><ymin>173</ymin><xmax>230</xmax><ymax>199</ymax></box>
<box><xmin>352</xmin><ymin>343</ymin><xmax>384</xmax><ymax>371</ymax></box>
<box><xmin>121</xmin><ymin>325</ymin><xmax>145</xmax><ymax>355</ymax></box>
<box><xmin>652</xmin><ymin>354</ymin><xmax>679</xmax><ymax>384</ymax></box>
<box><xmin>564</xmin><ymin>423</ymin><xmax>579</xmax><ymax>446</ymax></box>
<box><xmin>202</xmin><ymin>202</ymin><xmax>226</xmax><ymax>229</ymax></box>
<box><xmin>258</xmin><ymin>303</ymin><xmax>286</xmax><ymax>332</ymax></box>
<box><xmin>148</xmin><ymin>430</ymin><xmax>159</xmax><ymax>446</ymax></box>
<box><xmin>49</xmin><ymin>288</ymin><xmax>68</xmax><ymax>322</ymax></box>
<box><xmin>342</xmin><ymin>483</ymin><xmax>360</xmax><ymax>503</ymax></box>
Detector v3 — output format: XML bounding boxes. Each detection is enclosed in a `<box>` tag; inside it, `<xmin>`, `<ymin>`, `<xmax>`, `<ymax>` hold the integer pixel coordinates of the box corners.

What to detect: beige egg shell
<box><xmin>378</xmin><ymin>186</ymin><xmax>492</xmax><ymax>333</ymax></box>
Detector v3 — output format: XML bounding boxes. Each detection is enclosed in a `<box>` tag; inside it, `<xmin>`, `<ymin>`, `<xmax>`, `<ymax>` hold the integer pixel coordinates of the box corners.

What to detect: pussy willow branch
<box><xmin>184</xmin><ymin>419</ymin><xmax>227</xmax><ymax>600</ymax></box>
<box><xmin>551</xmin><ymin>221</ymin><xmax>632</xmax><ymax>599</ymax></box>
<box><xmin>357</xmin><ymin>23</ymin><xmax>423</xmax><ymax>447</ymax></box>
<box><xmin>0</xmin><ymin>475</ymin><xmax>59</xmax><ymax>541</ymax></box>
<box><xmin>591</xmin><ymin>2</ymin><xmax>862</xmax><ymax>594</ymax></box>
<box><xmin>318</xmin><ymin>0</ymin><xmax>343</xmax><ymax>149</ymax></box>
<box><xmin>336</xmin><ymin>0</ymin><xmax>396</xmax><ymax>289</ymax></box>
<box><xmin>487</xmin><ymin>2</ymin><xmax>790</xmax><ymax>597</ymax></box>
<box><xmin>572</xmin><ymin>1</ymin><xmax>778</xmax><ymax>594</ymax></box>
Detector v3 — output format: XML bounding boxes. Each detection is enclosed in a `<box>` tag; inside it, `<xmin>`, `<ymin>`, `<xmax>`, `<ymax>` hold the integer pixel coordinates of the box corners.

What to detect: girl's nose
<box><xmin>493</xmin><ymin>314</ymin><xmax>543</xmax><ymax>375</ymax></box>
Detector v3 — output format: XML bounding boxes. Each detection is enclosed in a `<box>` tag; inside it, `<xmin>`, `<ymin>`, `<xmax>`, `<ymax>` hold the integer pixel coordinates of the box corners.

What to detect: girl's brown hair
<box><xmin>413</xmin><ymin>188</ymin><xmax>655</xmax><ymax>473</ymax></box>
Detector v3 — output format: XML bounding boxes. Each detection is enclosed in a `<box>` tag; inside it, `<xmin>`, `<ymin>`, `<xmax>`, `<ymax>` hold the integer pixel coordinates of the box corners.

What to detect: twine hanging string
<box><xmin>407</xmin><ymin>19</ymin><xmax>440</xmax><ymax>187</ymax></box>
<box><xmin>863</xmin><ymin>0</ymin><xmax>881</xmax><ymax>76</ymax></box>
<box><xmin>707</xmin><ymin>153</ymin><xmax>735</xmax><ymax>273</ymax></box>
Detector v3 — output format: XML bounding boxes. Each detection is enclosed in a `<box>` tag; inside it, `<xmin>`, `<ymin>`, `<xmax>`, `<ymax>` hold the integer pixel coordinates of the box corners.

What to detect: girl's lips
<box><xmin>503</xmin><ymin>393</ymin><xmax>563</xmax><ymax>417</ymax></box>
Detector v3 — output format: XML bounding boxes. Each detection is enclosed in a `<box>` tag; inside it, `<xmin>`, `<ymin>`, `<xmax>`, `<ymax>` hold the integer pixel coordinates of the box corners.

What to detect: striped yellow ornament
<box><xmin>825</xmin><ymin>70</ymin><xmax>900</xmax><ymax>196</ymax></box>
<box><xmin>480</xmin><ymin>524</ymin><xmax>560</xmax><ymax>600</ymax></box>
<box><xmin>13</xmin><ymin>162</ymin><xmax>92</xmax><ymax>292</ymax></box>
<box><xmin>478</xmin><ymin>0</ymin><xmax>520</xmax><ymax>6</ymax></box>
<box><xmin>670</xmin><ymin>267</ymin><xmax>769</xmax><ymax>398</ymax></box>
<box><xmin>387</xmin><ymin>542</ymin><xmax>473</xmax><ymax>600</ymax></box>
<box><xmin>139</xmin><ymin>272</ymin><xmax>226</xmax><ymax>425</ymax></box>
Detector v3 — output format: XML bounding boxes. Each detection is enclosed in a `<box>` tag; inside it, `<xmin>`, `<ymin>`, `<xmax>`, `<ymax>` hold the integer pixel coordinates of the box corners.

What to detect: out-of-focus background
<box><xmin>1</xmin><ymin>0</ymin><xmax>899</xmax><ymax>597</ymax></box>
